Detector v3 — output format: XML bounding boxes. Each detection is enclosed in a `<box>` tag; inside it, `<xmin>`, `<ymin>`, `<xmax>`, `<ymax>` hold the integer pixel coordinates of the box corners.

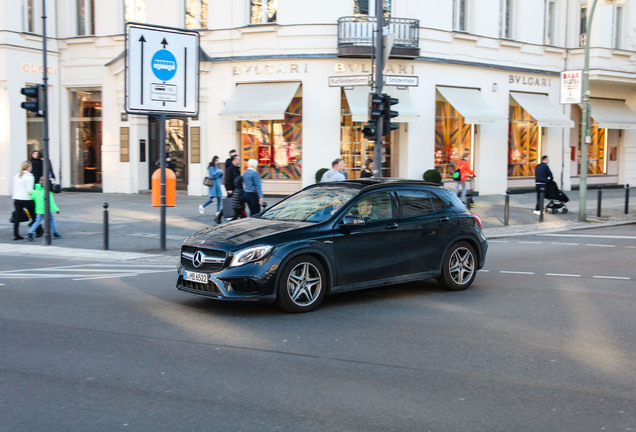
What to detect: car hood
<box><xmin>184</xmin><ymin>218</ymin><xmax>314</xmax><ymax>248</ymax></box>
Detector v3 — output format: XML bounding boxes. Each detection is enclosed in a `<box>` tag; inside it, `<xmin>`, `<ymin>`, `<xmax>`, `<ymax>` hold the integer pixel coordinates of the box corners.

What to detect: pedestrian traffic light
<box><xmin>368</xmin><ymin>92</ymin><xmax>383</xmax><ymax>123</ymax></box>
<box><xmin>362</xmin><ymin>121</ymin><xmax>377</xmax><ymax>140</ymax></box>
<box><xmin>382</xmin><ymin>93</ymin><xmax>399</xmax><ymax>136</ymax></box>
<box><xmin>21</xmin><ymin>84</ymin><xmax>44</xmax><ymax>117</ymax></box>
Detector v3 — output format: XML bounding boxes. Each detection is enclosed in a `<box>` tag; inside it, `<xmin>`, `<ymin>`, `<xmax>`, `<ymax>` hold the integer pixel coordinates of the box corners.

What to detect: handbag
<box><xmin>51</xmin><ymin>183</ymin><xmax>62</xmax><ymax>193</ymax></box>
<box><xmin>10</xmin><ymin>209</ymin><xmax>30</xmax><ymax>223</ymax></box>
<box><xmin>203</xmin><ymin>177</ymin><xmax>213</xmax><ymax>187</ymax></box>
<box><xmin>452</xmin><ymin>169</ymin><xmax>461</xmax><ymax>181</ymax></box>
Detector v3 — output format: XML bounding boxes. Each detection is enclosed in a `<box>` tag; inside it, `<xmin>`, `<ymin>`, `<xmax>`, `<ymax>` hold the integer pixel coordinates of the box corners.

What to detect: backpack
<box><xmin>452</xmin><ymin>169</ymin><xmax>461</xmax><ymax>181</ymax></box>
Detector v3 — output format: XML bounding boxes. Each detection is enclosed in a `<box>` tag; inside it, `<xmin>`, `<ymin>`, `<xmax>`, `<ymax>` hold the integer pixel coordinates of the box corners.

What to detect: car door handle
<box><xmin>438</xmin><ymin>217</ymin><xmax>450</xmax><ymax>222</ymax></box>
<box><xmin>384</xmin><ymin>223</ymin><xmax>399</xmax><ymax>230</ymax></box>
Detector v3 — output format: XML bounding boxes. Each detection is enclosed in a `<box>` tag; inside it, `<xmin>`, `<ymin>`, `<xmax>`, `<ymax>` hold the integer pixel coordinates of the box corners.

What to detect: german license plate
<box><xmin>183</xmin><ymin>270</ymin><xmax>208</xmax><ymax>283</ymax></box>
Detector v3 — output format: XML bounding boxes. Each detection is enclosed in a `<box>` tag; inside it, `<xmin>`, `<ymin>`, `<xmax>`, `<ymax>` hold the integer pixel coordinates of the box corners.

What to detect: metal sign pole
<box><xmin>41</xmin><ymin>0</ymin><xmax>51</xmax><ymax>245</ymax></box>
<box><xmin>159</xmin><ymin>114</ymin><xmax>167</xmax><ymax>250</ymax></box>
<box><xmin>373</xmin><ymin>0</ymin><xmax>384</xmax><ymax>177</ymax></box>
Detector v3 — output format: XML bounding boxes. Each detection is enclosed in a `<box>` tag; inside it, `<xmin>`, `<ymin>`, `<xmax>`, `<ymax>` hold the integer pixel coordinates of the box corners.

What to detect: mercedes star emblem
<box><xmin>192</xmin><ymin>251</ymin><xmax>204</xmax><ymax>268</ymax></box>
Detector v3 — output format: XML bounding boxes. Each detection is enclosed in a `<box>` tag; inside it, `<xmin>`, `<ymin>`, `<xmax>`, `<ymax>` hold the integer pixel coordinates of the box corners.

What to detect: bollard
<box><xmin>539</xmin><ymin>189</ymin><xmax>545</xmax><ymax>222</ymax></box>
<box><xmin>103</xmin><ymin>202</ymin><xmax>109</xmax><ymax>250</ymax></box>
<box><xmin>597</xmin><ymin>186</ymin><xmax>603</xmax><ymax>218</ymax></box>
<box><xmin>626</xmin><ymin>184</ymin><xmax>630</xmax><ymax>215</ymax></box>
<box><xmin>504</xmin><ymin>189</ymin><xmax>510</xmax><ymax>226</ymax></box>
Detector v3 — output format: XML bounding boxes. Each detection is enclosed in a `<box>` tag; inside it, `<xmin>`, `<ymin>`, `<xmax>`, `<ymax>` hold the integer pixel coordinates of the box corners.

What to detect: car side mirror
<box><xmin>340</xmin><ymin>215</ymin><xmax>365</xmax><ymax>227</ymax></box>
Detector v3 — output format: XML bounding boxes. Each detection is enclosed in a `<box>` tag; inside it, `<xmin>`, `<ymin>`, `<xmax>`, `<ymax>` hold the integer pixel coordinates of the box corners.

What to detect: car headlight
<box><xmin>229</xmin><ymin>245</ymin><xmax>273</xmax><ymax>268</ymax></box>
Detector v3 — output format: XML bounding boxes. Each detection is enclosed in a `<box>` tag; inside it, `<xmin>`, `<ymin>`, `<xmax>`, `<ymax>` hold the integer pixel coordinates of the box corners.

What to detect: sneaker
<box><xmin>533</xmin><ymin>210</ymin><xmax>541</xmax><ymax>215</ymax></box>
<box><xmin>13</xmin><ymin>235</ymin><xmax>24</xmax><ymax>241</ymax></box>
<box><xmin>198</xmin><ymin>205</ymin><xmax>205</xmax><ymax>215</ymax></box>
<box><xmin>27</xmin><ymin>234</ymin><xmax>34</xmax><ymax>242</ymax></box>
<box><xmin>53</xmin><ymin>233</ymin><xmax>63</xmax><ymax>239</ymax></box>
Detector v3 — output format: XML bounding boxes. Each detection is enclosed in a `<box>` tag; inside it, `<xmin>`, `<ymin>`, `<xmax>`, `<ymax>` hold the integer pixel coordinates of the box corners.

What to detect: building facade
<box><xmin>2</xmin><ymin>0</ymin><xmax>636</xmax><ymax>197</ymax></box>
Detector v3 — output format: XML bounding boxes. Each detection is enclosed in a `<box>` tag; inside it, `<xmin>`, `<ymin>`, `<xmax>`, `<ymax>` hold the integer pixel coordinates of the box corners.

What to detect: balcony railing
<box><xmin>337</xmin><ymin>16</ymin><xmax>420</xmax><ymax>58</ymax></box>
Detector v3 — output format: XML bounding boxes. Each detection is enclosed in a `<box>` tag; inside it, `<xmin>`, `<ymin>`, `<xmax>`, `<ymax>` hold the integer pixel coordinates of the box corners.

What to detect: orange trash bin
<box><xmin>151</xmin><ymin>168</ymin><xmax>176</xmax><ymax>207</ymax></box>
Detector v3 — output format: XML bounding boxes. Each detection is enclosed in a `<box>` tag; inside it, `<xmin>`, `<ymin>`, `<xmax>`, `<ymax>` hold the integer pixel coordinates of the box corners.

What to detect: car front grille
<box><xmin>181</xmin><ymin>246</ymin><xmax>228</xmax><ymax>272</ymax></box>
<box><xmin>178</xmin><ymin>275</ymin><xmax>222</xmax><ymax>295</ymax></box>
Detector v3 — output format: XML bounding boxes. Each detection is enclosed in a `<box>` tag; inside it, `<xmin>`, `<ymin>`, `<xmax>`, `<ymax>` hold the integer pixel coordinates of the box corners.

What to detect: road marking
<box><xmin>0</xmin><ymin>263</ymin><xmax>175</xmax><ymax>281</ymax></box>
<box><xmin>585</xmin><ymin>244</ymin><xmax>615</xmax><ymax>248</ymax></box>
<box><xmin>518</xmin><ymin>241</ymin><xmax>542</xmax><ymax>244</ymax></box>
<box><xmin>593</xmin><ymin>275</ymin><xmax>631</xmax><ymax>280</ymax></box>
<box><xmin>500</xmin><ymin>271</ymin><xmax>535</xmax><ymax>275</ymax></box>
<box><xmin>545</xmin><ymin>273</ymin><xmax>581</xmax><ymax>278</ymax></box>
<box><xmin>542</xmin><ymin>233</ymin><xmax>636</xmax><ymax>240</ymax></box>
<box><xmin>550</xmin><ymin>242</ymin><xmax>579</xmax><ymax>246</ymax></box>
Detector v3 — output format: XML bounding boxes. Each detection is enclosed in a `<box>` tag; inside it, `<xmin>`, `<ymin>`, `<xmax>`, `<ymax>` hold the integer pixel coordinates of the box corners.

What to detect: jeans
<box><xmin>28</xmin><ymin>213</ymin><xmax>58</xmax><ymax>235</ymax></box>
<box><xmin>455</xmin><ymin>181</ymin><xmax>468</xmax><ymax>204</ymax></box>
<box><xmin>245</xmin><ymin>191</ymin><xmax>261</xmax><ymax>216</ymax></box>
<box><xmin>202</xmin><ymin>196</ymin><xmax>222</xmax><ymax>213</ymax></box>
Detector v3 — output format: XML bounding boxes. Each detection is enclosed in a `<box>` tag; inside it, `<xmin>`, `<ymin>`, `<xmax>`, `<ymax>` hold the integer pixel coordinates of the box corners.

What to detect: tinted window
<box><xmin>345</xmin><ymin>192</ymin><xmax>393</xmax><ymax>222</ymax></box>
<box><xmin>398</xmin><ymin>190</ymin><xmax>446</xmax><ymax>217</ymax></box>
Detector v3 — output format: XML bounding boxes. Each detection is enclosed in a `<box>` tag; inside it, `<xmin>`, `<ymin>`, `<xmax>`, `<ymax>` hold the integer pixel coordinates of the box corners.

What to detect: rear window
<box><xmin>397</xmin><ymin>190</ymin><xmax>447</xmax><ymax>217</ymax></box>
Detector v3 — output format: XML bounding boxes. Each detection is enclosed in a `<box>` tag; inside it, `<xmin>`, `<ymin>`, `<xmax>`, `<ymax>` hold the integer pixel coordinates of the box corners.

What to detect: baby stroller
<box><xmin>544</xmin><ymin>179</ymin><xmax>569</xmax><ymax>213</ymax></box>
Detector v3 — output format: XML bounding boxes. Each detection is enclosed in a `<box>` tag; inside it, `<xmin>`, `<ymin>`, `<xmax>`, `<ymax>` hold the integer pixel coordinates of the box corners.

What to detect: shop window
<box><xmin>340</xmin><ymin>90</ymin><xmax>392</xmax><ymax>179</ymax></box>
<box><xmin>23</xmin><ymin>0</ymin><xmax>39</xmax><ymax>33</ymax></box>
<box><xmin>581</xmin><ymin>122</ymin><xmax>607</xmax><ymax>175</ymax></box>
<box><xmin>250</xmin><ymin>0</ymin><xmax>277</xmax><ymax>24</ymax></box>
<box><xmin>70</xmin><ymin>90</ymin><xmax>102</xmax><ymax>187</ymax></box>
<box><xmin>185</xmin><ymin>0</ymin><xmax>208</xmax><ymax>29</ymax></box>
<box><xmin>508</xmin><ymin>102</ymin><xmax>540</xmax><ymax>177</ymax></box>
<box><xmin>453</xmin><ymin>0</ymin><xmax>468</xmax><ymax>32</ymax></box>
<box><xmin>240</xmin><ymin>96</ymin><xmax>302</xmax><ymax>180</ymax></box>
<box><xmin>434</xmin><ymin>99</ymin><xmax>472</xmax><ymax>179</ymax></box>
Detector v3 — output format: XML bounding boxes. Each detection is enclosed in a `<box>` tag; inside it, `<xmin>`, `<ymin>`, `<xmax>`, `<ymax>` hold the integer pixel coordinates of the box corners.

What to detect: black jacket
<box><xmin>224</xmin><ymin>164</ymin><xmax>241</xmax><ymax>191</ymax></box>
<box><xmin>232</xmin><ymin>176</ymin><xmax>245</xmax><ymax>211</ymax></box>
<box><xmin>534</xmin><ymin>162</ymin><xmax>553</xmax><ymax>184</ymax></box>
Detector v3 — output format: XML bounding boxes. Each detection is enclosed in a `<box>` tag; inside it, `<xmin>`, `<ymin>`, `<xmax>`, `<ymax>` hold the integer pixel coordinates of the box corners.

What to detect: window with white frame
<box><xmin>453</xmin><ymin>0</ymin><xmax>468</xmax><ymax>32</ymax></box>
<box><xmin>579</xmin><ymin>2</ymin><xmax>587</xmax><ymax>47</ymax></box>
<box><xmin>612</xmin><ymin>5</ymin><xmax>623</xmax><ymax>49</ymax></box>
<box><xmin>250</xmin><ymin>0</ymin><xmax>277</xmax><ymax>24</ymax></box>
<box><xmin>23</xmin><ymin>0</ymin><xmax>38</xmax><ymax>33</ymax></box>
<box><xmin>125</xmin><ymin>0</ymin><xmax>146</xmax><ymax>23</ymax></box>
<box><xmin>185</xmin><ymin>0</ymin><xmax>208</xmax><ymax>29</ymax></box>
<box><xmin>77</xmin><ymin>0</ymin><xmax>95</xmax><ymax>36</ymax></box>
<box><xmin>544</xmin><ymin>0</ymin><xmax>556</xmax><ymax>45</ymax></box>
<box><xmin>499</xmin><ymin>0</ymin><xmax>513</xmax><ymax>39</ymax></box>
<box><xmin>353</xmin><ymin>0</ymin><xmax>391</xmax><ymax>18</ymax></box>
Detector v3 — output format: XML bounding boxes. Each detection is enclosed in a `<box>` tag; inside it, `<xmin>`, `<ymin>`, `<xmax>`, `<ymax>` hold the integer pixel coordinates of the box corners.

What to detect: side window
<box><xmin>250</xmin><ymin>0</ymin><xmax>277</xmax><ymax>24</ymax></box>
<box><xmin>345</xmin><ymin>192</ymin><xmax>393</xmax><ymax>222</ymax></box>
<box><xmin>398</xmin><ymin>190</ymin><xmax>445</xmax><ymax>217</ymax></box>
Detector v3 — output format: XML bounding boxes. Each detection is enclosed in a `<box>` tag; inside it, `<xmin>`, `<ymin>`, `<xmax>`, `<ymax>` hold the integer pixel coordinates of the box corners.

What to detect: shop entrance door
<box><xmin>70</xmin><ymin>89</ymin><xmax>102</xmax><ymax>190</ymax></box>
<box><xmin>149</xmin><ymin>116</ymin><xmax>188</xmax><ymax>190</ymax></box>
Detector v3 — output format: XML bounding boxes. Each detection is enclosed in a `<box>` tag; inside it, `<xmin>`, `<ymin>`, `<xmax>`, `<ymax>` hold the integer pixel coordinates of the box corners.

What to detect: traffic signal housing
<box><xmin>368</xmin><ymin>92</ymin><xmax>383</xmax><ymax>123</ymax></box>
<box><xmin>21</xmin><ymin>84</ymin><xmax>44</xmax><ymax>117</ymax></box>
<box><xmin>362</xmin><ymin>121</ymin><xmax>377</xmax><ymax>140</ymax></box>
<box><xmin>382</xmin><ymin>93</ymin><xmax>398</xmax><ymax>136</ymax></box>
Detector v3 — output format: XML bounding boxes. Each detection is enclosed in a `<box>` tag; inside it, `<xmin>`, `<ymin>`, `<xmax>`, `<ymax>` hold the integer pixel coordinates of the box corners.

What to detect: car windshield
<box><xmin>260</xmin><ymin>185</ymin><xmax>359</xmax><ymax>222</ymax></box>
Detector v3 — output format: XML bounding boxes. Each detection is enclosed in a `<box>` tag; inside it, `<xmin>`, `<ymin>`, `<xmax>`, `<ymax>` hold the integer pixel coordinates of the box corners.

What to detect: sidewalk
<box><xmin>1</xmin><ymin>186</ymin><xmax>634</xmax><ymax>259</ymax></box>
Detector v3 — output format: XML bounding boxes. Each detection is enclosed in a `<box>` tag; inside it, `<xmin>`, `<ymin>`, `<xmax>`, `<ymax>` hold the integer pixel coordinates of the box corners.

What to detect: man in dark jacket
<box><xmin>224</xmin><ymin>154</ymin><xmax>241</xmax><ymax>197</ymax></box>
<box><xmin>534</xmin><ymin>155</ymin><xmax>553</xmax><ymax>214</ymax></box>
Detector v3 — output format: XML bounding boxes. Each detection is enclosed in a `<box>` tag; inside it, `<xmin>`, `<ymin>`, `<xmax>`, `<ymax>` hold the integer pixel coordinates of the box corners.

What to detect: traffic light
<box><xmin>368</xmin><ymin>92</ymin><xmax>383</xmax><ymax>123</ymax></box>
<box><xmin>362</xmin><ymin>121</ymin><xmax>377</xmax><ymax>140</ymax></box>
<box><xmin>382</xmin><ymin>93</ymin><xmax>399</xmax><ymax>136</ymax></box>
<box><xmin>21</xmin><ymin>84</ymin><xmax>44</xmax><ymax>117</ymax></box>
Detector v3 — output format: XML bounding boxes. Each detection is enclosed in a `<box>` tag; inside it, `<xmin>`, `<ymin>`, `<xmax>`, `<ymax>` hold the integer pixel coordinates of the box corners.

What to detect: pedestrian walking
<box><xmin>454</xmin><ymin>153</ymin><xmax>476</xmax><ymax>206</ymax></box>
<box><xmin>231</xmin><ymin>176</ymin><xmax>247</xmax><ymax>220</ymax></box>
<box><xmin>360</xmin><ymin>158</ymin><xmax>374</xmax><ymax>178</ymax></box>
<box><xmin>199</xmin><ymin>156</ymin><xmax>224</xmax><ymax>216</ymax></box>
<box><xmin>225</xmin><ymin>149</ymin><xmax>237</xmax><ymax>170</ymax></box>
<box><xmin>243</xmin><ymin>159</ymin><xmax>263</xmax><ymax>216</ymax></box>
<box><xmin>534</xmin><ymin>155</ymin><xmax>553</xmax><ymax>215</ymax></box>
<box><xmin>27</xmin><ymin>176</ymin><xmax>63</xmax><ymax>241</ymax></box>
<box><xmin>224</xmin><ymin>154</ymin><xmax>241</xmax><ymax>198</ymax></box>
<box><xmin>321</xmin><ymin>158</ymin><xmax>346</xmax><ymax>182</ymax></box>
<box><xmin>11</xmin><ymin>161</ymin><xmax>36</xmax><ymax>240</ymax></box>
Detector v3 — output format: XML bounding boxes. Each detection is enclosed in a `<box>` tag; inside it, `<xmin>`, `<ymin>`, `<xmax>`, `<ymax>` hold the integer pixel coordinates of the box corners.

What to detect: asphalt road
<box><xmin>0</xmin><ymin>225</ymin><xmax>635</xmax><ymax>431</ymax></box>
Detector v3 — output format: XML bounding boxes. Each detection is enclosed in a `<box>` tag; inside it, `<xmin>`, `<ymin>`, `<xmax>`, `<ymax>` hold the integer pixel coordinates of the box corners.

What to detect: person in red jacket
<box><xmin>455</xmin><ymin>153</ymin><xmax>476</xmax><ymax>206</ymax></box>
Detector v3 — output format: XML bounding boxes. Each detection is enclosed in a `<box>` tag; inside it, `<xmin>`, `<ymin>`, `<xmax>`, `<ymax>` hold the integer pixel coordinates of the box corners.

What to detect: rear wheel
<box><xmin>439</xmin><ymin>241</ymin><xmax>477</xmax><ymax>291</ymax></box>
<box><xmin>276</xmin><ymin>256</ymin><xmax>327</xmax><ymax>313</ymax></box>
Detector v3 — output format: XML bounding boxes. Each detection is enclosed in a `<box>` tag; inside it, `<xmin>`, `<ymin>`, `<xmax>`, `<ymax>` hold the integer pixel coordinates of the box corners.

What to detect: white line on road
<box><xmin>542</xmin><ymin>233</ymin><xmax>636</xmax><ymax>240</ymax></box>
<box><xmin>500</xmin><ymin>271</ymin><xmax>535</xmax><ymax>275</ymax></box>
<box><xmin>585</xmin><ymin>244</ymin><xmax>615</xmax><ymax>248</ymax></box>
<box><xmin>593</xmin><ymin>275</ymin><xmax>631</xmax><ymax>280</ymax></box>
<box><xmin>545</xmin><ymin>273</ymin><xmax>581</xmax><ymax>278</ymax></box>
<box><xmin>550</xmin><ymin>242</ymin><xmax>579</xmax><ymax>246</ymax></box>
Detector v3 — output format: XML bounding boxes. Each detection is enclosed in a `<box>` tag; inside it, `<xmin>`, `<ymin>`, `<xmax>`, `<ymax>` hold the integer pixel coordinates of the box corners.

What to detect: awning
<box><xmin>437</xmin><ymin>87</ymin><xmax>507</xmax><ymax>124</ymax></box>
<box><xmin>589</xmin><ymin>99</ymin><xmax>636</xmax><ymax>130</ymax></box>
<box><xmin>510</xmin><ymin>92</ymin><xmax>574</xmax><ymax>128</ymax></box>
<box><xmin>344</xmin><ymin>86</ymin><xmax>419</xmax><ymax>123</ymax></box>
<box><xmin>219</xmin><ymin>82</ymin><xmax>300</xmax><ymax>121</ymax></box>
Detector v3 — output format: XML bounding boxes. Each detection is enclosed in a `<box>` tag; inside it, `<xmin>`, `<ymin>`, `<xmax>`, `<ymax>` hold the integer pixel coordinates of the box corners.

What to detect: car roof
<box><xmin>318</xmin><ymin>178</ymin><xmax>444</xmax><ymax>190</ymax></box>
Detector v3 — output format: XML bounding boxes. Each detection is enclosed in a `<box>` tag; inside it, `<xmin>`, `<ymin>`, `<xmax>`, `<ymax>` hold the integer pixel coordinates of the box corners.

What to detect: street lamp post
<box><xmin>373</xmin><ymin>0</ymin><xmax>384</xmax><ymax>177</ymax></box>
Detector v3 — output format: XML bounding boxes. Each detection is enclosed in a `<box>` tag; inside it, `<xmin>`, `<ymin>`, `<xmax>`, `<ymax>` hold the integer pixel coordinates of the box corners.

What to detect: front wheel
<box><xmin>439</xmin><ymin>241</ymin><xmax>477</xmax><ymax>291</ymax></box>
<box><xmin>276</xmin><ymin>255</ymin><xmax>327</xmax><ymax>313</ymax></box>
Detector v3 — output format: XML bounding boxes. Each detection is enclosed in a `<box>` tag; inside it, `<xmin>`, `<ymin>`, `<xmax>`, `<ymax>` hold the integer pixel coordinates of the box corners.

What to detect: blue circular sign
<box><xmin>151</xmin><ymin>49</ymin><xmax>177</xmax><ymax>81</ymax></box>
